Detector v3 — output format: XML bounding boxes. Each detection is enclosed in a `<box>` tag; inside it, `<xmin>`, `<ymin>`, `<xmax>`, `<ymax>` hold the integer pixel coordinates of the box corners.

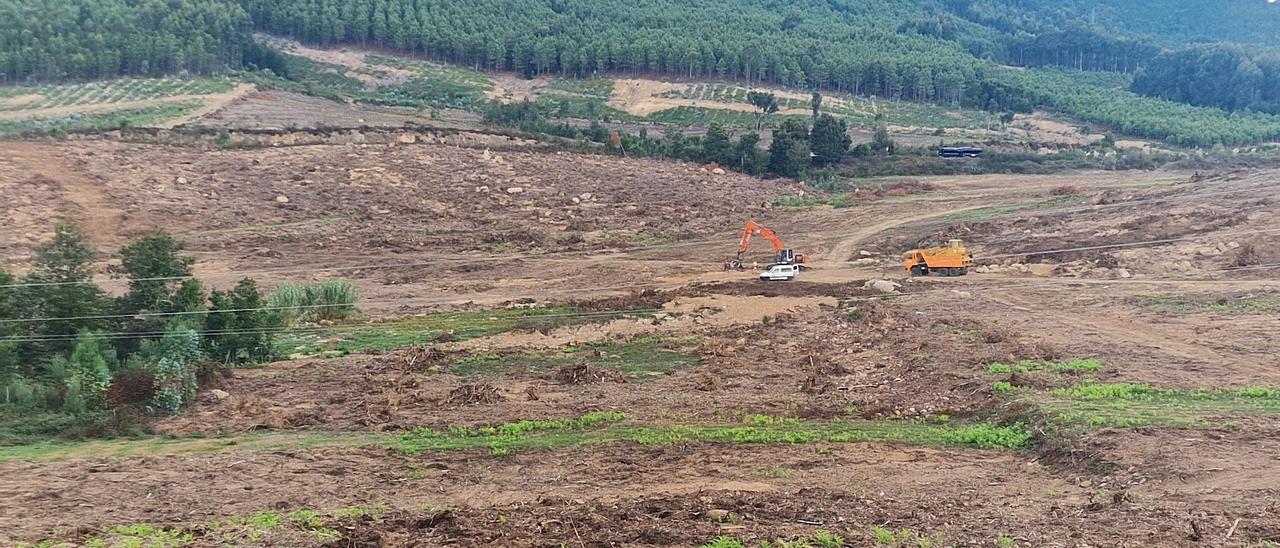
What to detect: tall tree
<box><xmin>20</xmin><ymin>223</ymin><xmax>109</xmax><ymax>354</ymax></box>
<box><xmin>747</xmin><ymin>91</ymin><xmax>779</xmax><ymax>131</ymax></box>
<box><xmin>809</xmin><ymin>114</ymin><xmax>851</xmax><ymax>165</ymax></box>
<box><xmin>702</xmin><ymin>123</ymin><xmax>732</xmax><ymax>166</ymax></box>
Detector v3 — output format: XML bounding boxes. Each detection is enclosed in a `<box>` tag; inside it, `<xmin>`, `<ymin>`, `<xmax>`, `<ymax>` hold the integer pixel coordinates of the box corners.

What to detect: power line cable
<box><xmin>0</xmin><ymin>308</ymin><xmax>661</xmax><ymax>344</ymax></box>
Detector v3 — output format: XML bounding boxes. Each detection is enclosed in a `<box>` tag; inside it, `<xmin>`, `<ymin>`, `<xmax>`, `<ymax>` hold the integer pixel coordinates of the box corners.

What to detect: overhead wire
<box><xmin>0</xmin><ymin>307</ymin><xmax>662</xmax><ymax>344</ymax></box>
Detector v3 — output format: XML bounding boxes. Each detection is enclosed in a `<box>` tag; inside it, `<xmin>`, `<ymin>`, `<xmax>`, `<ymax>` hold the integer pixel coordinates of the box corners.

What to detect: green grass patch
<box><xmin>241</xmin><ymin>51</ymin><xmax>493</xmax><ymax>111</ymax></box>
<box><xmin>0</xmin><ymin>101</ymin><xmax>204</xmax><ymax>136</ymax></box>
<box><xmin>394</xmin><ymin>415</ymin><xmax>1032</xmax><ymax>457</ymax></box>
<box><xmin>0</xmin><ymin>414</ymin><xmax>1030</xmax><ymax>463</ymax></box>
<box><xmin>1051</xmin><ymin>383</ymin><xmax>1280</xmax><ymax>401</ymax></box>
<box><xmin>987</xmin><ymin>359</ymin><xmax>1103</xmax><ymax>375</ymax></box>
<box><xmin>71</xmin><ymin>505</ymin><xmax>391</xmax><ymax>547</ymax></box>
<box><xmin>0</xmin><ymin>430</ymin><xmax>378</xmax><ymax>462</ymax></box>
<box><xmin>1011</xmin><ymin>382</ymin><xmax>1280</xmax><ymax>429</ymax></box>
<box><xmin>944</xmin><ymin>194</ymin><xmax>1081</xmax><ymax>221</ymax></box>
<box><xmin>448</xmin><ymin>336</ymin><xmax>701</xmax><ymax>379</ymax></box>
<box><xmin>0</xmin><ymin>77</ymin><xmax>233</xmax><ymax>113</ymax></box>
<box><xmin>545</xmin><ymin>78</ymin><xmax>614</xmax><ymax>98</ymax></box>
<box><xmin>1131</xmin><ymin>293</ymin><xmax>1280</xmax><ymax>315</ymax></box>
<box><xmin>274</xmin><ymin>306</ymin><xmax>652</xmax><ymax>358</ymax></box>
<box><xmin>771</xmin><ymin>194</ymin><xmax>855</xmax><ymax>209</ymax></box>
<box><xmin>645</xmin><ymin>106</ymin><xmax>793</xmax><ymax>128</ymax></box>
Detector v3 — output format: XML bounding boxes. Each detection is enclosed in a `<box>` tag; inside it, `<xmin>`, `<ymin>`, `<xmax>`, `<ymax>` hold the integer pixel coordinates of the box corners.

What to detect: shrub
<box><xmin>702</xmin><ymin>537</ymin><xmax>745</xmax><ymax>548</ymax></box>
<box><xmin>106</xmin><ymin>368</ymin><xmax>157</xmax><ymax>406</ymax></box>
<box><xmin>69</xmin><ymin>332</ymin><xmax>113</xmax><ymax>412</ymax></box>
<box><xmin>205</xmin><ymin>278</ymin><xmax>279</xmax><ymax>364</ymax></box>
<box><xmin>1232</xmin><ymin>243</ymin><xmax>1262</xmax><ymax>267</ymax></box>
<box><xmin>267</xmin><ymin>279</ymin><xmax>359</xmax><ymax>326</ymax></box>
<box><xmin>143</xmin><ymin>324</ymin><xmax>202</xmax><ymax>415</ymax></box>
<box><xmin>1049</xmin><ymin>184</ymin><xmax>1082</xmax><ymax>196</ymax></box>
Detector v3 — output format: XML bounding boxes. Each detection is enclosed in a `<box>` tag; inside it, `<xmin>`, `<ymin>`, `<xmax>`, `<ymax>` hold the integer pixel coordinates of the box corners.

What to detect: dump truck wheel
<box><xmin>910</xmin><ymin>264</ymin><xmax>928</xmax><ymax>276</ymax></box>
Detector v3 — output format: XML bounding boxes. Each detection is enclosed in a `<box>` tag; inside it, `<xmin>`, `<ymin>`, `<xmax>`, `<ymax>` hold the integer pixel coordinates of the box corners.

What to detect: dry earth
<box><xmin>1</xmin><ymin>132</ymin><xmax>1278</xmax><ymax>546</ymax></box>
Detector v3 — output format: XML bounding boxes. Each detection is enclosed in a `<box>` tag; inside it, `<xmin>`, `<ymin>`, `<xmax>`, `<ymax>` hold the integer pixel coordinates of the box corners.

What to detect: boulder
<box><xmin>1026</xmin><ymin>264</ymin><xmax>1057</xmax><ymax>277</ymax></box>
<box><xmin>974</xmin><ymin>265</ymin><xmax>991</xmax><ymax>274</ymax></box>
<box><xmin>1115</xmin><ymin>268</ymin><xmax>1132</xmax><ymax>279</ymax></box>
<box><xmin>863</xmin><ymin>279</ymin><xmax>901</xmax><ymax>294</ymax></box>
<box><xmin>275</xmin><ymin>195</ymin><xmax>290</xmax><ymax>204</ymax></box>
<box><xmin>209</xmin><ymin>389</ymin><xmax>231</xmax><ymax>401</ymax></box>
<box><xmin>711</xmin><ymin>167</ymin><xmax>726</xmax><ymax>175</ymax></box>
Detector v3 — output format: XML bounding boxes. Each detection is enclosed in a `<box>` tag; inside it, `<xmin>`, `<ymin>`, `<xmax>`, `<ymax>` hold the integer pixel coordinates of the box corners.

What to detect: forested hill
<box><xmin>0</xmin><ymin>0</ymin><xmax>248</xmax><ymax>81</ymax></box>
<box><xmin>3</xmin><ymin>0</ymin><xmax>1280</xmax><ymax>146</ymax></box>
<box><xmin>945</xmin><ymin>0</ymin><xmax>1280</xmax><ymax>47</ymax></box>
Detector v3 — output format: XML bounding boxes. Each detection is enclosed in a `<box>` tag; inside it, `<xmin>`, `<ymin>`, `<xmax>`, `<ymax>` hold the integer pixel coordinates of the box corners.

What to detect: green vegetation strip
<box><xmin>0</xmin><ymin>414</ymin><xmax>1031</xmax><ymax>462</ymax></box>
<box><xmin>450</xmin><ymin>336</ymin><xmax>701</xmax><ymax>379</ymax></box>
<box><xmin>1018</xmin><ymin>383</ymin><xmax>1280</xmax><ymax>429</ymax></box>
<box><xmin>987</xmin><ymin>359</ymin><xmax>1102</xmax><ymax>375</ymax></box>
<box><xmin>1131</xmin><ymin>293</ymin><xmax>1280</xmax><ymax>315</ymax></box>
<box><xmin>393</xmin><ymin>413</ymin><xmax>1032</xmax><ymax>456</ymax></box>
<box><xmin>943</xmin><ymin>194</ymin><xmax>1080</xmax><ymax>221</ymax></box>
<box><xmin>274</xmin><ymin>306</ymin><xmax>653</xmax><ymax>357</ymax></box>
<box><xmin>28</xmin><ymin>506</ymin><xmax>395</xmax><ymax>547</ymax></box>
<box><xmin>0</xmin><ymin>101</ymin><xmax>204</xmax><ymax>136</ymax></box>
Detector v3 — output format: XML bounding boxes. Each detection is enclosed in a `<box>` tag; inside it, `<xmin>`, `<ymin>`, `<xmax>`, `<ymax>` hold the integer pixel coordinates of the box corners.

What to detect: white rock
<box><xmin>951</xmin><ymin>290</ymin><xmax>973</xmax><ymax>298</ymax></box>
<box><xmin>579</xmin><ymin>192</ymin><xmax>593</xmax><ymax>201</ymax></box>
<box><xmin>507</xmin><ymin>187</ymin><xmax>525</xmax><ymax>194</ymax></box>
<box><xmin>1226</xmin><ymin>241</ymin><xmax>1240</xmax><ymax>249</ymax></box>
<box><xmin>1116</xmin><ymin>268</ymin><xmax>1132</xmax><ymax>279</ymax></box>
<box><xmin>851</xmin><ymin>258</ymin><xmax>878</xmax><ymax>267</ymax></box>
<box><xmin>275</xmin><ymin>195</ymin><xmax>290</xmax><ymax>204</ymax></box>
<box><xmin>475</xmin><ymin>185</ymin><xmax>490</xmax><ymax>193</ymax></box>
<box><xmin>175</xmin><ymin>176</ymin><xmax>187</xmax><ymax>185</ymax></box>
<box><xmin>1027</xmin><ymin>264</ymin><xmax>1057</xmax><ymax>277</ymax></box>
<box><xmin>859</xmin><ymin>250</ymin><xmax>876</xmax><ymax>257</ymax></box>
<box><xmin>209</xmin><ymin>389</ymin><xmax>230</xmax><ymax>401</ymax></box>
<box><xmin>863</xmin><ymin>279</ymin><xmax>901</xmax><ymax>294</ymax></box>
<box><xmin>974</xmin><ymin>265</ymin><xmax>990</xmax><ymax>273</ymax></box>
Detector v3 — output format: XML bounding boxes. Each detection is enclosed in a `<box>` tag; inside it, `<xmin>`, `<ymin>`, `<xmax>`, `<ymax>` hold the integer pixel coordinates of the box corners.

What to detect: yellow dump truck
<box><xmin>903</xmin><ymin>239</ymin><xmax>974</xmax><ymax>276</ymax></box>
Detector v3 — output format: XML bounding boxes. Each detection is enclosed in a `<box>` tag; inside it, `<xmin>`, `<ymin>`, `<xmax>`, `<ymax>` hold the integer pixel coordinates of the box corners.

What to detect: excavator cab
<box><xmin>735</xmin><ymin>220</ymin><xmax>809</xmax><ymax>271</ymax></box>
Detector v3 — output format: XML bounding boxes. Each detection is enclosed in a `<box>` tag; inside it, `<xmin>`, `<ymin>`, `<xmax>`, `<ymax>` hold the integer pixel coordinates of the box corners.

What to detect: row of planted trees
<box><xmin>0</xmin><ymin>223</ymin><xmax>356</xmax><ymax>440</ymax></box>
<box><xmin>481</xmin><ymin>93</ymin><xmax>891</xmax><ymax>178</ymax></box>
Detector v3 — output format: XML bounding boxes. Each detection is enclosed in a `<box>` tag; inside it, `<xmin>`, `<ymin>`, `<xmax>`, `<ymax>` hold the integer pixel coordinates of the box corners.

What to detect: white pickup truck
<box><xmin>759</xmin><ymin>264</ymin><xmax>798</xmax><ymax>282</ymax></box>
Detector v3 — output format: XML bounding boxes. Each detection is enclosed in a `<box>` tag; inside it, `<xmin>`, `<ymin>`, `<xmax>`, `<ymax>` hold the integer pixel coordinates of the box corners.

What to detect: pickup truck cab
<box><xmin>759</xmin><ymin>264</ymin><xmax>797</xmax><ymax>281</ymax></box>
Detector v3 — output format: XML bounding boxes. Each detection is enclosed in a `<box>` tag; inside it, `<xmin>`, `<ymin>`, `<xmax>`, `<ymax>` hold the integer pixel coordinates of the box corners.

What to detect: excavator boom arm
<box><xmin>738</xmin><ymin>220</ymin><xmax>786</xmax><ymax>255</ymax></box>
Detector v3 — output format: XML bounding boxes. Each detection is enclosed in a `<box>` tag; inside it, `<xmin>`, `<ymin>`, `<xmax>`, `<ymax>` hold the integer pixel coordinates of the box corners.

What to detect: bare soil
<box><xmin>2</xmin><ymin>134</ymin><xmax>1279</xmax><ymax>546</ymax></box>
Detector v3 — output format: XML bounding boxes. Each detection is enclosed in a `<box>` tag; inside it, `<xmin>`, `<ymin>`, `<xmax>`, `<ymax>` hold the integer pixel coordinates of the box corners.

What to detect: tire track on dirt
<box><xmin>984</xmin><ymin>291</ymin><xmax>1272</xmax><ymax>383</ymax></box>
<box><xmin>2</xmin><ymin>142</ymin><xmax>124</xmax><ymax>248</ymax></box>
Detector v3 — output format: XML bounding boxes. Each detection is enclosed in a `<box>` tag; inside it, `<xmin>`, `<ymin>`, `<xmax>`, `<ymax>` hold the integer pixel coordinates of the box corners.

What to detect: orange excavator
<box><xmin>731</xmin><ymin>220</ymin><xmax>808</xmax><ymax>270</ymax></box>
